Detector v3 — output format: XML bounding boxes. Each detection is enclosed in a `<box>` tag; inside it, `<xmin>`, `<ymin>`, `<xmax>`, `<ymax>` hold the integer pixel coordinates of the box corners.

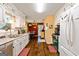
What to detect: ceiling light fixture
<box><xmin>35</xmin><ymin>3</ymin><xmax>46</xmax><ymax>13</ymax></box>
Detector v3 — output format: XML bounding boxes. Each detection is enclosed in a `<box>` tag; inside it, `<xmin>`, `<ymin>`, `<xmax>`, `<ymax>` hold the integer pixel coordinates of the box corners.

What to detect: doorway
<box><xmin>27</xmin><ymin>23</ymin><xmax>38</xmax><ymax>40</ymax></box>
<box><xmin>27</xmin><ymin>23</ymin><xmax>45</xmax><ymax>43</ymax></box>
<box><xmin>38</xmin><ymin>23</ymin><xmax>45</xmax><ymax>43</ymax></box>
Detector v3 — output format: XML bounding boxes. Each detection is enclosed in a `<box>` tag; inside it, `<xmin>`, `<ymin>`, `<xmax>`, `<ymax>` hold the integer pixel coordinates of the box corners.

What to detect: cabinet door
<box><xmin>13</xmin><ymin>39</ymin><xmax>20</xmax><ymax>56</ymax></box>
<box><xmin>0</xmin><ymin>45</ymin><xmax>5</xmax><ymax>51</ymax></box>
<box><xmin>13</xmin><ymin>34</ymin><xmax>29</xmax><ymax>56</ymax></box>
<box><xmin>19</xmin><ymin>38</ymin><xmax>23</xmax><ymax>53</ymax></box>
<box><xmin>22</xmin><ymin>35</ymin><xmax>27</xmax><ymax>48</ymax></box>
<box><xmin>0</xmin><ymin>42</ymin><xmax>13</xmax><ymax>56</ymax></box>
<box><xmin>22</xmin><ymin>36</ymin><xmax>25</xmax><ymax>48</ymax></box>
<box><xmin>5</xmin><ymin>42</ymin><xmax>13</xmax><ymax>56</ymax></box>
<box><xmin>26</xmin><ymin>35</ymin><xmax>29</xmax><ymax>45</ymax></box>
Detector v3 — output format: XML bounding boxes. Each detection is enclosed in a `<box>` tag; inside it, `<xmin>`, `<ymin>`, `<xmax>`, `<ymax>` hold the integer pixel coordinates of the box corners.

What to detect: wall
<box><xmin>0</xmin><ymin>3</ymin><xmax>28</xmax><ymax>35</ymax></box>
<box><xmin>44</xmin><ymin>16</ymin><xmax>55</xmax><ymax>44</ymax></box>
<box><xmin>0</xmin><ymin>3</ymin><xmax>26</xmax><ymax>28</ymax></box>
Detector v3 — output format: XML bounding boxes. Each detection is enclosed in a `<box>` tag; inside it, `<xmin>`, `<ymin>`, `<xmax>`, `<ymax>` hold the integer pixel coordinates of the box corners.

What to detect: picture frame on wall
<box><xmin>49</xmin><ymin>25</ymin><xmax>53</xmax><ymax>29</ymax></box>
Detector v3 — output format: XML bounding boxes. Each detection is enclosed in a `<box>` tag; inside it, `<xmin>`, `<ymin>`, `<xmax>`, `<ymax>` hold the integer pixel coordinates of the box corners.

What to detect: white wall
<box><xmin>0</xmin><ymin>3</ymin><xmax>26</xmax><ymax>27</ymax></box>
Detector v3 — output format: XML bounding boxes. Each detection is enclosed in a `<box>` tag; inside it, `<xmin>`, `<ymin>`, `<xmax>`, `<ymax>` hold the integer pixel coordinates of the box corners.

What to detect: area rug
<box><xmin>48</xmin><ymin>45</ymin><xmax>57</xmax><ymax>53</ymax></box>
<box><xmin>18</xmin><ymin>48</ymin><xmax>30</xmax><ymax>56</ymax></box>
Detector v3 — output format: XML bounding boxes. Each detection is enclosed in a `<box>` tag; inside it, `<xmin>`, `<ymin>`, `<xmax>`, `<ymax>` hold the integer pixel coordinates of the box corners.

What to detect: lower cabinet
<box><xmin>5</xmin><ymin>42</ymin><xmax>13</xmax><ymax>56</ymax></box>
<box><xmin>13</xmin><ymin>33</ymin><xmax>29</xmax><ymax>56</ymax></box>
<box><xmin>13</xmin><ymin>41</ymin><xmax>21</xmax><ymax>56</ymax></box>
<box><xmin>0</xmin><ymin>33</ymin><xmax>29</xmax><ymax>56</ymax></box>
<box><xmin>0</xmin><ymin>42</ymin><xmax>13</xmax><ymax>56</ymax></box>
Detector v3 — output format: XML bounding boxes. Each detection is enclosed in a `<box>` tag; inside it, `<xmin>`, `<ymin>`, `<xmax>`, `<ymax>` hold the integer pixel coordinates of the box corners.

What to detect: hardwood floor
<box><xmin>26</xmin><ymin>38</ymin><xmax>58</xmax><ymax>56</ymax></box>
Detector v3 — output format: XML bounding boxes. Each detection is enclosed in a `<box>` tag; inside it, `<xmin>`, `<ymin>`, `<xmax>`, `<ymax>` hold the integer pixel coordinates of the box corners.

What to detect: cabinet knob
<box><xmin>13</xmin><ymin>46</ymin><xmax>14</xmax><ymax>48</ymax></box>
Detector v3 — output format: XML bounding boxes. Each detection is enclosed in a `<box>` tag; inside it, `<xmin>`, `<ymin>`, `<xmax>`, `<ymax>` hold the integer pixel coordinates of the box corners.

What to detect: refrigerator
<box><xmin>59</xmin><ymin>5</ymin><xmax>79</xmax><ymax>56</ymax></box>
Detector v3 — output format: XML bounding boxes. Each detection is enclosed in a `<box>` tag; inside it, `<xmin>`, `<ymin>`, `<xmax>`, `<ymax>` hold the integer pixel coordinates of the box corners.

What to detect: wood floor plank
<box><xmin>26</xmin><ymin>38</ymin><xmax>58</xmax><ymax>56</ymax></box>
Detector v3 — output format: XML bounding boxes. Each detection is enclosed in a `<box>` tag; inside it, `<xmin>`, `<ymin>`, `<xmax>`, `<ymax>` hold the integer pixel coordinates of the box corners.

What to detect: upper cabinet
<box><xmin>0</xmin><ymin>5</ymin><xmax>4</xmax><ymax>23</ymax></box>
<box><xmin>0</xmin><ymin>3</ymin><xmax>26</xmax><ymax>30</ymax></box>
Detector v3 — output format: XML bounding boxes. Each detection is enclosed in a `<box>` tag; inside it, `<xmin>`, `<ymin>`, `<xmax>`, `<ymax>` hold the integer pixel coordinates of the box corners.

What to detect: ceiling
<box><xmin>13</xmin><ymin>3</ymin><xmax>64</xmax><ymax>22</ymax></box>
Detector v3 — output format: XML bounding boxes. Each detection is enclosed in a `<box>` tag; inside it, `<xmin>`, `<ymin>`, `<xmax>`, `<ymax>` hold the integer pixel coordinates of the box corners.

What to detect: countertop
<box><xmin>0</xmin><ymin>33</ymin><xmax>29</xmax><ymax>46</ymax></box>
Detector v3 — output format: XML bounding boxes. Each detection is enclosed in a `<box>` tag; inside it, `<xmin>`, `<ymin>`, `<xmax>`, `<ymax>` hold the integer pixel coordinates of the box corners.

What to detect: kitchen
<box><xmin>0</xmin><ymin>3</ymin><xmax>29</xmax><ymax>56</ymax></box>
<box><xmin>0</xmin><ymin>3</ymin><xmax>79</xmax><ymax>56</ymax></box>
<box><xmin>0</xmin><ymin>3</ymin><xmax>61</xmax><ymax>56</ymax></box>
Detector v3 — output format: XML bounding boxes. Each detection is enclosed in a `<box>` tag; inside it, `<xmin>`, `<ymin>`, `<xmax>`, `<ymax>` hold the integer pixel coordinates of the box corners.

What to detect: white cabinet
<box><xmin>0</xmin><ymin>42</ymin><xmax>13</xmax><ymax>56</ymax></box>
<box><xmin>13</xmin><ymin>33</ymin><xmax>29</xmax><ymax>56</ymax></box>
<box><xmin>13</xmin><ymin>39</ymin><xmax>21</xmax><ymax>56</ymax></box>
<box><xmin>0</xmin><ymin>33</ymin><xmax>29</xmax><ymax>56</ymax></box>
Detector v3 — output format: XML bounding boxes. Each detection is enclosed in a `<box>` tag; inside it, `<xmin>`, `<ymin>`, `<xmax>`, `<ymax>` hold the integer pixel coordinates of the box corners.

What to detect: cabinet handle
<box><xmin>13</xmin><ymin>46</ymin><xmax>14</xmax><ymax>48</ymax></box>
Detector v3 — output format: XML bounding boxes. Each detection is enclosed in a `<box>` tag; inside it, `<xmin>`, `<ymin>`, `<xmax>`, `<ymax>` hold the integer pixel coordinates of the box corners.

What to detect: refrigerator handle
<box><xmin>65</xmin><ymin>16</ymin><xmax>70</xmax><ymax>45</ymax></box>
<box><xmin>70</xmin><ymin>15</ymin><xmax>74</xmax><ymax>47</ymax></box>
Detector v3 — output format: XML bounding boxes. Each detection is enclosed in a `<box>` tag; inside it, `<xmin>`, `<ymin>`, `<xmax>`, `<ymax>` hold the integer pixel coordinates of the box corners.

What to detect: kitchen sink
<box><xmin>8</xmin><ymin>35</ymin><xmax>19</xmax><ymax>38</ymax></box>
<box><xmin>0</xmin><ymin>36</ymin><xmax>6</xmax><ymax>39</ymax></box>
